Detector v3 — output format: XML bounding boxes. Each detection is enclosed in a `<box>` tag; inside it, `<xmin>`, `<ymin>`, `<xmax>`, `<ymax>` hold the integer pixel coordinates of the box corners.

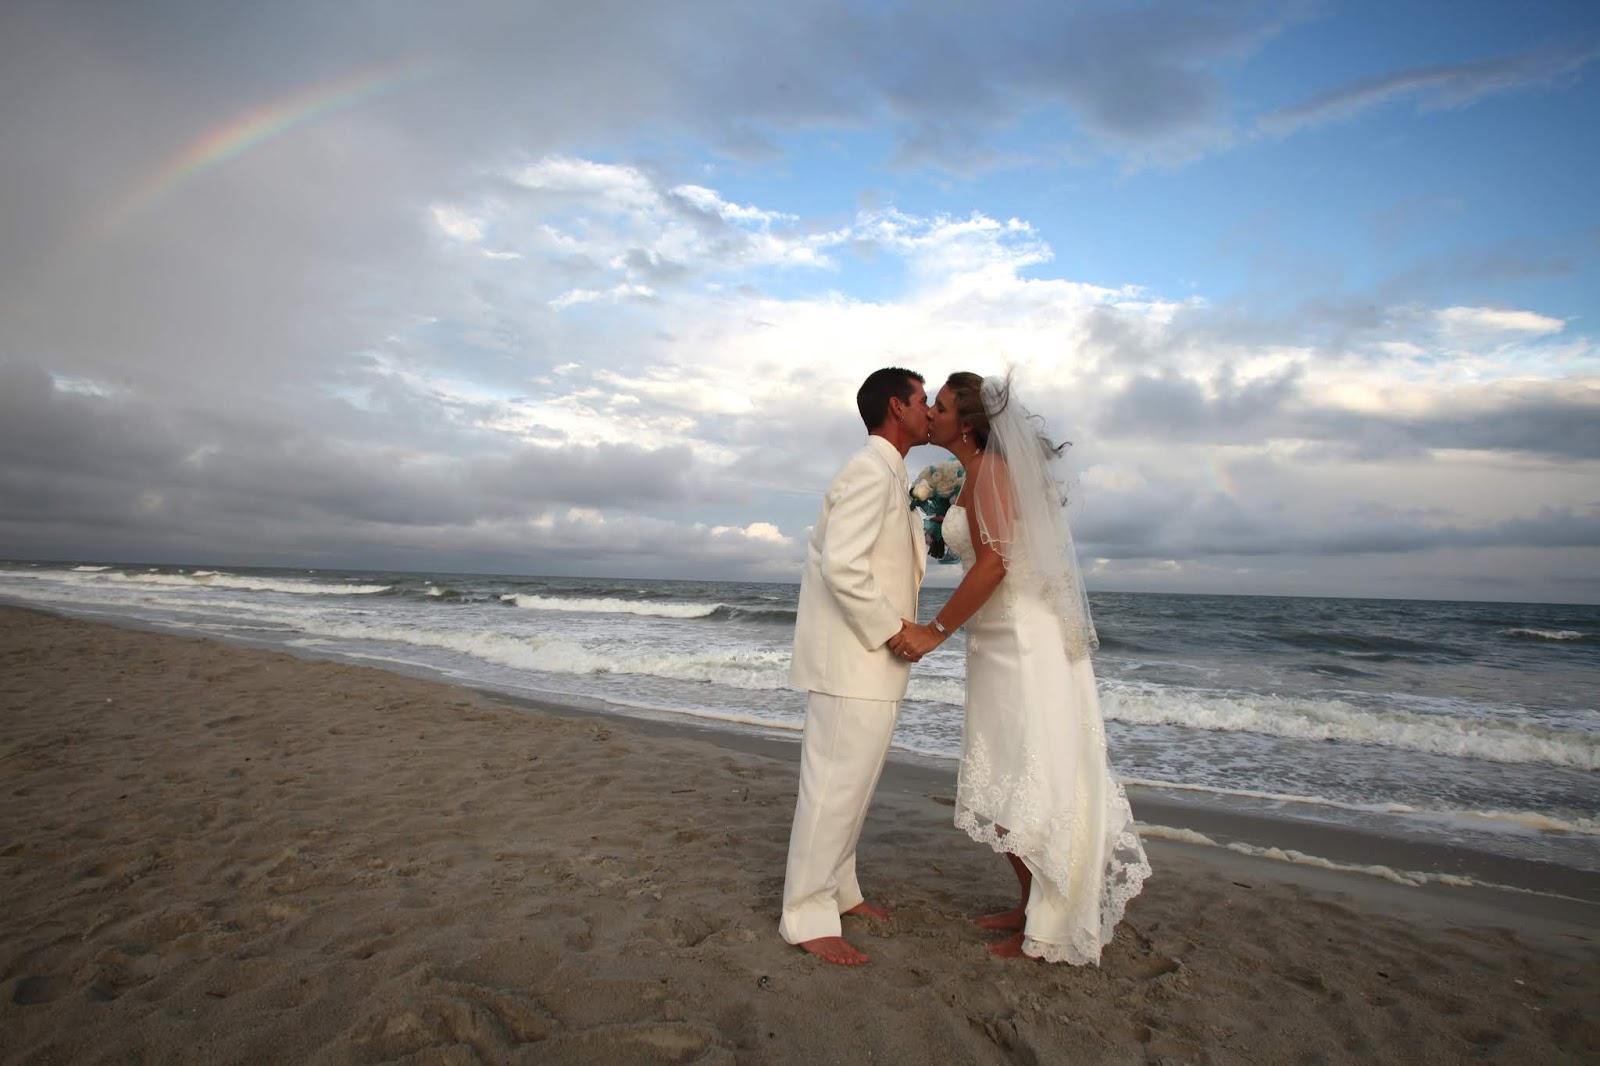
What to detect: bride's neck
<box><xmin>949</xmin><ymin>441</ymin><xmax>984</xmax><ymax>468</ymax></box>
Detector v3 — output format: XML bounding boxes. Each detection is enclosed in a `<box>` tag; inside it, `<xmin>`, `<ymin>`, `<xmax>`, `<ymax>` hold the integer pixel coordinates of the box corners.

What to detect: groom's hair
<box><xmin>857</xmin><ymin>367</ymin><xmax>924</xmax><ymax>431</ymax></box>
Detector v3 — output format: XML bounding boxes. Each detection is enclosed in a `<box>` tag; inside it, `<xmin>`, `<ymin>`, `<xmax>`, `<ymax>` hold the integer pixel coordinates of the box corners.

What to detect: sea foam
<box><xmin>1504</xmin><ymin>628</ymin><xmax>1591</xmax><ymax>642</ymax></box>
<box><xmin>500</xmin><ymin>594</ymin><xmax>721</xmax><ymax>619</ymax></box>
<box><xmin>265</xmin><ymin>617</ymin><xmax>800</xmax><ymax>693</ymax></box>
<box><xmin>1122</xmin><ymin>778</ymin><xmax>1600</xmax><ymax>837</ymax></box>
<box><xmin>1137</xmin><ymin>824</ymin><xmax>1499</xmax><ymax>892</ymax></box>
<box><xmin>13</xmin><ymin>569</ymin><xmax>392</xmax><ymax>596</ymax></box>
<box><xmin>1102</xmin><ymin>679</ymin><xmax>1599</xmax><ymax>771</ymax></box>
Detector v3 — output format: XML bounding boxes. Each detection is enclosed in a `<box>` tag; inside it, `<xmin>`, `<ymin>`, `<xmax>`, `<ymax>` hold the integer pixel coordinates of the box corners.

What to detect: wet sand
<box><xmin>2</xmin><ymin>605</ymin><xmax>1597</xmax><ymax>1063</ymax></box>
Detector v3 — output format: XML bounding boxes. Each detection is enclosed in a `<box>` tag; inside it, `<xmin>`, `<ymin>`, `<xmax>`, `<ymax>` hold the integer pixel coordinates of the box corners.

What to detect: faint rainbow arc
<box><xmin>96</xmin><ymin>59</ymin><xmax>434</xmax><ymax>238</ymax></box>
<box><xmin>1209</xmin><ymin>456</ymin><xmax>1242</xmax><ymax>501</ymax></box>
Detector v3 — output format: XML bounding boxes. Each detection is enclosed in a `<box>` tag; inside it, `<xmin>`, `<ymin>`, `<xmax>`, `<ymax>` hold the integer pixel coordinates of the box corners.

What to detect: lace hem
<box><xmin>955</xmin><ymin>727</ymin><xmax>1152</xmax><ymax>966</ymax></box>
<box><xmin>954</xmin><ymin>804</ymin><xmax>1151</xmax><ymax>965</ymax></box>
<box><xmin>1031</xmin><ymin>818</ymin><xmax>1151</xmax><ymax>965</ymax></box>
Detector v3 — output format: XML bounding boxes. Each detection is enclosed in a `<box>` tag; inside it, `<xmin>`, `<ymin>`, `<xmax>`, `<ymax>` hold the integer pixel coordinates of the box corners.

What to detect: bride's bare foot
<box><xmin>972</xmin><ymin>906</ymin><xmax>1025</xmax><ymax>931</ymax></box>
<box><xmin>843</xmin><ymin>900</ymin><xmax>891</xmax><ymax>921</ymax></box>
<box><xmin>798</xmin><ymin>936</ymin><xmax>870</xmax><ymax>965</ymax></box>
<box><xmin>984</xmin><ymin>932</ymin><xmax>1027</xmax><ymax>958</ymax></box>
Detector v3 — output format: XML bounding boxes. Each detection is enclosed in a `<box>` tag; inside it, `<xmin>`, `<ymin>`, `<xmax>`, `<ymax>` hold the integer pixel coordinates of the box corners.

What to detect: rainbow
<box><xmin>1209</xmin><ymin>456</ymin><xmax>1241</xmax><ymax>501</ymax></box>
<box><xmin>96</xmin><ymin>59</ymin><xmax>434</xmax><ymax>238</ymax></box>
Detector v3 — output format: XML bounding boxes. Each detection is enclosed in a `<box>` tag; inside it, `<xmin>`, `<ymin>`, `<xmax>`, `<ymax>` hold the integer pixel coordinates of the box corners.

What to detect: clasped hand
<box><xmin>887</xmin><ymin>619</ymin><xmax>944</xmax><ymax>662</ymax></box>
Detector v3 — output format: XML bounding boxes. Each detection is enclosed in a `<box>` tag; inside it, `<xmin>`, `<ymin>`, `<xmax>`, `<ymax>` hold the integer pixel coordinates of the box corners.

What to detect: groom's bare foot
<box><xmin>843</xmin><ymin>900</ymin><xmax>891</xmax><ymax>921</ymax></box>
<box><xmin>985</xmin><ymin>932</ymin><xmax>1028</xmax><ymax>958</ymax></box>
<box><xmin>798</xmin><ymin>936</ymin><xmax>870</xmax><ymax>965</ymax></box>
<box><xmin>973</xmin><ymin>906</ymin><xmax>1025</xmax><ymax>931</ymax></box>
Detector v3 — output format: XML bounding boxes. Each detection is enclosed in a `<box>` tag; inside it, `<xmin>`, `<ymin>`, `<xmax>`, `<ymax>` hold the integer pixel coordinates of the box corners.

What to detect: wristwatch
<box><xmin>930</xmin><ymin>618</ymin><xmax>949</xmax><ymax>636</ymax></box>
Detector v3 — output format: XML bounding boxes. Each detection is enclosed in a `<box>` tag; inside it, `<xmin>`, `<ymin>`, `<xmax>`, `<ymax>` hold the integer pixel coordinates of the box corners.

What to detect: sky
<box><xmin>1</xmin><ymin>1</ymin><xmax>1597</xmax><ymax>602</ymax></box>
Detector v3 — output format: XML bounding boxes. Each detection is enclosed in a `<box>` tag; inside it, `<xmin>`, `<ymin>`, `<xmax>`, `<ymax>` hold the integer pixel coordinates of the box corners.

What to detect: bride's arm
<box><xmin>898</xmin><ymin>541</ymin><xmax>1006</xmax><ymax>656</ymax></box>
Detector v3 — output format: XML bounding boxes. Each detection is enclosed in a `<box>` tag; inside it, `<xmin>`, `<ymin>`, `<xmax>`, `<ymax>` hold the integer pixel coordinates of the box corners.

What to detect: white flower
<box><xmin>929</xmin><ymin>461</ymin><xmax>962</xmax><ymax>496</ymax></box>
<box><xmin>911</xmin><ymin>480</ymin><xmax>933</xmax><ymax>502</ymax></box>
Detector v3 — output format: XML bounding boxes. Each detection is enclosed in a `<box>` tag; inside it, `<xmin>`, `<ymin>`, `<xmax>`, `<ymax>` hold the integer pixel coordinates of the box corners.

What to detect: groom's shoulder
<box><xmin>833</xmin><ymin>442</ymin><xmax>890</xmax><ymax>480</ymax></box>
<box><xmin>819</xmin><ymin>445</ymin><xmax>884</xmax><ymax>502</ymax></box>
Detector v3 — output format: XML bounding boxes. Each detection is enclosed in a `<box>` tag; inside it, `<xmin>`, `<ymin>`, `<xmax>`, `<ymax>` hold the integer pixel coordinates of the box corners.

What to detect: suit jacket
<box><xmin>789</xmin><ymin>435</ymin><xmax>928</xmax><ymax>701</ymax></box>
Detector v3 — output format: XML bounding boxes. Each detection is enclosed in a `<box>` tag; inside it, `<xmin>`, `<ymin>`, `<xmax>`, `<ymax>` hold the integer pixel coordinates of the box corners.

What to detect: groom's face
<box><xmin>899</xmin><ymin>382</ymin><xmax>931</xmax><ymax>443</ymax></box>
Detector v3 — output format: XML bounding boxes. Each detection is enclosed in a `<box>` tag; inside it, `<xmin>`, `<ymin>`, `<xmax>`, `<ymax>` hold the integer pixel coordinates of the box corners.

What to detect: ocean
<box><xmin>2</xmin><ymin>561</ymin><xmax>1596</xmax><ymax>878</ymax></box>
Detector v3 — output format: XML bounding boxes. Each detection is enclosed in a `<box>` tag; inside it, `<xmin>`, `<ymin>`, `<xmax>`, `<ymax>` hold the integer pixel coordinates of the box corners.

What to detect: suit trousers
<box><xmin>778</xmin><ymin>691</ymin><xmax>900</xmax><ymax>944</ymax></box>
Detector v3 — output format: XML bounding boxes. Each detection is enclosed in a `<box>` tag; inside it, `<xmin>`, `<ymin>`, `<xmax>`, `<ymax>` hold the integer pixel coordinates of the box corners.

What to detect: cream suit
<box><xmin>780</xmin><ymin>435</ymin><xmax>927</xmax><ymax>945</ymax></box>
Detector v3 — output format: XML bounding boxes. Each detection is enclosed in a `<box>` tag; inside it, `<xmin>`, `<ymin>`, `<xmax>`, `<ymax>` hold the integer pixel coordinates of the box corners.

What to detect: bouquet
<box><xmin>909</xmin><ymin>458</ymin><xmax>965</xmax><ymax>563</ymax></box>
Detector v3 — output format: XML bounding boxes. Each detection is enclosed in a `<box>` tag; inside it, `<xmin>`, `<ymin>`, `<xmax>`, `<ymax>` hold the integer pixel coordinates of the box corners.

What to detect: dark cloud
<box><xmin>1</xmin><ymin>2</ymin><xmax>1594</xmax><ymax>596</ymax></box>
<box><xmin>1291</xmin><ymin>505</ymin><xmax>1600</xmax><ymax>557</ymax></box>
<box><xmin>1302</xmin><ymin>391</ymin><xmax>1600</xmax><ymax>462</ymax></box>
<box><xmin>1373</xmin><ymin>239</ymin><xmax>1585</xmax><ymax>307</ymax></box>
<box><xmin>1096</xmin><ymin>364</ymin><xmax>1303</xmax><ymax>442</ymax></box>
<box><xmin>1005</xmin><ymin>1</ymin><xmax>1251</xmax><ymax>141</ymax></box>
<box><xmin>1091</xmin><ymin>363</ymin><xmax>1600</xmax><ymax>460</ymax></box>
<box><xmin>1258</xmin><ymin>40</ymin><xmax>1600</xmax><ymax>136</ymax></box>
<box><xmin>0</xmin><ymin>366</ymin><xmax>746</xmax><ymax>565</ymax></box>
<box><xmin>1076</xmin><ymin>484</ymin><xmax>1600</xmax><ymax>562</ymax></box>
<box><xmin>0</xmin><ymin>0</ymin><xmax>1300</xmax><ymax>422</ymax></box>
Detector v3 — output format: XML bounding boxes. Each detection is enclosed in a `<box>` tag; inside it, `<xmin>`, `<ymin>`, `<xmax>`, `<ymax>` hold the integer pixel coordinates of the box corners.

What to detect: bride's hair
<box><xmin>946</xmin><ymin>371</ymin><xmax>1065</xmax><ymax>458</ymax></box>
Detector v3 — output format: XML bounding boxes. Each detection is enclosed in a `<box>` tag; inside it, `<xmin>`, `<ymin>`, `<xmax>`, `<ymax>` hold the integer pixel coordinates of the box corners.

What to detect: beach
<box><xmin>5</xmin><ymin>564</ymin><xmax>1596</xmax><ymax>882</ymax></box>
<box><xmin>2</xmin><ymin>605</ymin><xmax>1597</xmax><ymax>1064</ymax></box>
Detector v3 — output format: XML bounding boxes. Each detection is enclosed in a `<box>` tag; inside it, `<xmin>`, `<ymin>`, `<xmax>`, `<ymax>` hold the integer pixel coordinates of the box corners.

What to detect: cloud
<box><xmin>1072</xmin><ymin>464</ymin><xmax>1600</xmax><ymax>562</ymax></box>
<box><xmin>0</xmin><ymin>360</ymin><xmax>803</xmax><ymax>573</ymax></box>
<box><xmin>1375</xmin><ymin>236</ymin><xmax>1581</xmax><ymax>304</ymax></box>
<box><xmin>430</xmin><ymin>205</ymin><xmax>485</xmax><ymax>242</ymax></box>
<box><xmin>1089</xmin><ymin>361</ymin><xmax>1600</xmax><ymax>460</ymax></box>
<box><xmin>1434</xmin><ymin>305</ymin><xmax>1566</xmax><ymax>342</ymax></box>
<box><xmin>0</xmin><ymin>0</ymin><xmax>1594</xmax><ymax>602</ymax></box>
<box><xmin>1317</xmin><ymin>384</ymin><xmax>1600</xmax><ymax>461</ymax></box>
<box><xmin>427</xmin><ymin>155</ymin><xmax>849</xmax><ymax>326</ymax></box>
<box><xmin>1259</xmin><ymin>41</ymin><xmax>1600</xmax><ymax>136</ymax></box>
<box><xmin>549</xmin><ymin>284</ymin><xmax>658</xmax><ymax>310</ymax></box>
<box><xmin>1095</xmin><ymin>364</ymin><xmax>1304</xmax><ymax>442</ymax></box>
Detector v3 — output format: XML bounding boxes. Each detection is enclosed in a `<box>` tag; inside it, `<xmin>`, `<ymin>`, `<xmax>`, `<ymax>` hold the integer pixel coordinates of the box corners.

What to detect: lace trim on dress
<box><xmin>944</xmin><ymin>500</ymin><xmax>1150</xmax><ymax>964</ymax></box>
<box><xmin>954</xmin><ymin>732</ymin><xmax>1152</xmax><ymax>966</ymax></box>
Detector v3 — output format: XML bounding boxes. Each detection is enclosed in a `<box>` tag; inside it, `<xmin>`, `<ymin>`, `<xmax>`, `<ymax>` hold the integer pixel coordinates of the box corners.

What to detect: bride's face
<box><xmin>928</xmin><ymin>385</ymin><xmax>965</xmax><ymax>449</ymax></box>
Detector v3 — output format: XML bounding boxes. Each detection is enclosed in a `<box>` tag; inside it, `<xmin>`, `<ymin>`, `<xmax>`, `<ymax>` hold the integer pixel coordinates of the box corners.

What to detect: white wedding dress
<box><xmin>944</xmin><ymin>503</ymin><xmax>1151</xmax><ymax>965</ymax></box>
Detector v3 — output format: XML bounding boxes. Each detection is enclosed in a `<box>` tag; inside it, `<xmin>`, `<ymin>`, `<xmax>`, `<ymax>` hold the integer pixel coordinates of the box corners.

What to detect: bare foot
<box><xmin>973</xmin><ymin>906</ymin><xmax>1025</xmax><ymax>931</ymax></box>
<box><xmin>985</xmin><ymin>932</ymin><xmax>1027</xmax><ymax>958</ymax></box>
<box><xmin>843</xmin><ymin>900</ymin><xmax>891</xmax><ymax>921</ymax></box>
<box><xmin>798</xmin><ymin>936</ymin><xmax>870</xmax><ymax>965</ymax></box>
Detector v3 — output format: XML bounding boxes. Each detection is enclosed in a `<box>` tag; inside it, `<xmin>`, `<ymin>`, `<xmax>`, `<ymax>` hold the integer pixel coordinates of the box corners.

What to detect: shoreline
<box><xmin>9</xmin><ymin>598</ymin><xmax>1598</xmax><ymax>909</ymax></box>
<box><xmin>3</xmin><ymin>605</ymin><xmax>1598</xmax><ymax>1062</ymax></box>
<box><xmin>486</xmin><ymin>693</ymin><xmax>1600</xmax><ymax>914</ymax></box>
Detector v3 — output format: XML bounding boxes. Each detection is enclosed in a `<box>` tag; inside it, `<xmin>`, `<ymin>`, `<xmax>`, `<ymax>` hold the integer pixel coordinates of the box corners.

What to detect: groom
<box><xmin>780</xmin><ymin>367</ymin><xmax>930</xmax><ymax>965</ymax></box>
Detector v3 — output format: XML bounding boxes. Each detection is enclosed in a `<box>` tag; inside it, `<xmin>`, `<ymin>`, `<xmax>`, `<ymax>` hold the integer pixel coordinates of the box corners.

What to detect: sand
<box><xmin>1</xmin><ymin>604</ymin><xmax>1596</xmax><ymax>1064</ymax></box>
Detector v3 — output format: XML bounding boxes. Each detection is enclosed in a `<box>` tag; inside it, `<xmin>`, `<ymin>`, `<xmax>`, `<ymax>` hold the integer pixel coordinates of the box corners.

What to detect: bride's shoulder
<box><xmin>969</xmin><ymin>453</ymin><xmax>1016</xmax><ymax>509</ymax></box>
<box><xmin>964</xmin><ymin>451</ymin><xmax>1014</xmax><ymax>485</ymax></box>
<box><xmin>976</xmin><ymin>452</ymin><xmax>1011</xmax><ymax>477</ymax></box>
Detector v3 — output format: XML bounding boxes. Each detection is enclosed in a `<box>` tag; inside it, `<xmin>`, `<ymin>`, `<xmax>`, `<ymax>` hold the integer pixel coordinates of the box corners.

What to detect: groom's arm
<box><xmin>818</xmin><ymin>456</ymin><xmax>904</xmax><ymax>651</ymax></box>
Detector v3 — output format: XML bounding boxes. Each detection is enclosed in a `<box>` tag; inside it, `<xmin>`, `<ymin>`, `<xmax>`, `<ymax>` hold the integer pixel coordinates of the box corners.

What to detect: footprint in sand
<box><xmin>1102</xmin><ymin>938</ymin><xmax>1183</xmax><ymax>980</ymax></box>
<box><xmin>11</xmin><ymin>975</ymin><xmax>63</xmax><ymax>1005</ymax></box>
<box><xmin>546</xmin><ymin>1021</ymin><xmax>722</xmax><ymax>1060</ymax></box>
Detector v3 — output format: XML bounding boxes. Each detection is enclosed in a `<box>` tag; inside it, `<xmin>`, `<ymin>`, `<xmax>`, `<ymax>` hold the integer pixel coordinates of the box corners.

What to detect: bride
<box><xmin>891</xmin><ymin>372</ymin><xmax>1149</xmax><ymax>964</ymax></box>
